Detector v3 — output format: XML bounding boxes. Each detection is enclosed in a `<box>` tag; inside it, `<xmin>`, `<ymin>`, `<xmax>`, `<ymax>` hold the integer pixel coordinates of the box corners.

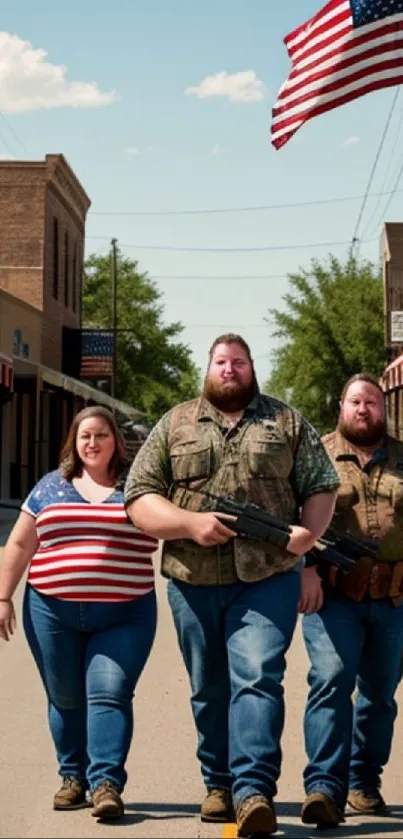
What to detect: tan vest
<box><xmin>323</xmin><ymin>431</ymin><xmax>403</xmax><ymax>562</ymax></box>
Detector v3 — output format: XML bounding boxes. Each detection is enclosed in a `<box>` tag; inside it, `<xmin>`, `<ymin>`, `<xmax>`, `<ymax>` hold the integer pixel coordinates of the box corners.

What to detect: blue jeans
<box><xmin>167</xmin><ymin>570</ymin><xmax>300</xmax><ymax>806</ymax></box>
<box><xmin>302</xmin><ymin>590</ymin><xmax>403</xmax><ymax>807</ymax></box>
<box><xmin>23</xmin><ymin>585</ymin><xmax>157</xmax><ymax>793</ymax></box>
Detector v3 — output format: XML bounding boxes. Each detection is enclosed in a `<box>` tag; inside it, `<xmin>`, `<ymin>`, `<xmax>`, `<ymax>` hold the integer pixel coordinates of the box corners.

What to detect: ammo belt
<box><xmin>326</xmin><ymin>556</ymin><xmax>403</xmax><ymax>602</ymax></box>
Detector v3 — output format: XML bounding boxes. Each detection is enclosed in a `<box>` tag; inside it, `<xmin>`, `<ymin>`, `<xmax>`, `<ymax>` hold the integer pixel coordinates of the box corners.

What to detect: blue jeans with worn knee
<box><xmin>23</xmin><ymin>584</ymin><xmax>157</xmax><ymax>793</ymax></box>
<box><xmin>167</xmin><ymin>569</ymin><xmax>300</xmax><ymax>806</ymax></box>
<box><xmin>302</xmin><ymin>590</ymin><xmax>403</xmax><ymax>807</ymax></box>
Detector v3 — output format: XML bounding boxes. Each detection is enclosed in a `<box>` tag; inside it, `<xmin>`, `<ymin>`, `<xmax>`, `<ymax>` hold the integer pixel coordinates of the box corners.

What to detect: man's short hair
<box><xmin>340</xmin><ymin>372</ymin><xmax>384</xmax><ymax>403</ymax></box>
<box><xmin>208</xmin><ymin>333</ymin><xmax>253</xmax><ymax>364</ymax></box>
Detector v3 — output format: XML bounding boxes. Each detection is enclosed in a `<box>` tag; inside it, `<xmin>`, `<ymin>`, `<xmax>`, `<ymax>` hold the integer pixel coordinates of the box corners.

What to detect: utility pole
<box><xmin>111</xmin><ymin>238</ymin><xmax>118</xmax><ymax>398</ymax></box>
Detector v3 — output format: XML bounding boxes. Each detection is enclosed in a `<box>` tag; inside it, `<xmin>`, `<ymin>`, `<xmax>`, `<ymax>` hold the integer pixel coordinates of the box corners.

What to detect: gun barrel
<box><xmin>215</xmin><ymin>498</ymin><xmax>291</xmax><ymax>533</ymax></box>
<box><xmin>327</xmin><ymin>528</ymin><xmax>378</xmax><ymax>557</ymax></box>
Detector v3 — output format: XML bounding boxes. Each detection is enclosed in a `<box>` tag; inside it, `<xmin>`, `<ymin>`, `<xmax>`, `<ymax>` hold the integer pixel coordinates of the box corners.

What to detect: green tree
<box><xmin>83</xmin><ymin>252</ymin><xmax>200</xmax><ymax>422</ymax></box>
<box><xmin>264</xmin><ymin>254</ymin><xmax>386</xmax><ymax>433</ymax></box>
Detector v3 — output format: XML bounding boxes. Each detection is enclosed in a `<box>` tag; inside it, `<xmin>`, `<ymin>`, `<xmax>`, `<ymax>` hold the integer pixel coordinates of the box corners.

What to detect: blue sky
<box><xmin>1</xmin><ymin>0</ymin><xmax>402</xmax><ymax>385</ymax></box>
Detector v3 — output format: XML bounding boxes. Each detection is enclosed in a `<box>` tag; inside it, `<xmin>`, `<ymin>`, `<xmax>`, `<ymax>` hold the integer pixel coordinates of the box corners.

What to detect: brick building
<box><xmin>380</xmin><ymin>222</ymin><xmax>403</xmax><ymax>439</ymax></box>
<box><xmin>0</xmin><ymin>154</ymin><xmax>140</xmax><ymax>500</ymax></box>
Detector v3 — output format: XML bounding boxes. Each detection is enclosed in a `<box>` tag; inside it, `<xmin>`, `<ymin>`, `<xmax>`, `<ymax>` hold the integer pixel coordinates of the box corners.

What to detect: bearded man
<box><xmin>124</xmin><ymin>333</ymin><xmax>339</xmax><ymax>837</ymax></box>
<box><xmin>300</xmin><ymin>373</ymin><xmax>403</xmax><ymax>830</ymax></box>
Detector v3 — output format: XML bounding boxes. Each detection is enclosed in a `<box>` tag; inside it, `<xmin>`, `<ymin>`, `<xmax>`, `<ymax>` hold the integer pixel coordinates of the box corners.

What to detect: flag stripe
<box><xmin>273</xmin><ymin>73</ymin><xmax>403</xmax><ymax>147</ymax></box>
<box><xmin>286</xmin><ymin>1</ymin><xmax>351</xmax><ymax>57</ymax></box>
<box><xmin>273</xmin><ymin>57</ymin><xmax>403</xmax><ymax>130</ymax></box>
<box><xmin>282</xmin><ymin>25</ymin><xmax>401</xmax><ymax>93</ymax></box>
<box><xmin>271</xmin><ymin>0</ymin><xmax>403</xmax><ymax>149</ymax></box>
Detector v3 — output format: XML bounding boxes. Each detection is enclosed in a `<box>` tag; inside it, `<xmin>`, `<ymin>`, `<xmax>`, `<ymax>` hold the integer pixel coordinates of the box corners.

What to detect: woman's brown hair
<box><xmin>59</xmin><ymin>405</ymin><xmax>127</xmax><ymax>481</ymax></box>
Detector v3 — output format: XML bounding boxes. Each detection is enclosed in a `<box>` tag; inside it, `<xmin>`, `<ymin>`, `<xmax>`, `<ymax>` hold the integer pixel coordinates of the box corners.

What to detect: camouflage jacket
<box><xmin>323</xmin><ymin>430</ymin><xmax>403</xmax><ymax>562</ymax></box>
<box><xmin>124</xmin><ymin>394</ymin><xmax>339</xmax><ymax>585</ymax></box>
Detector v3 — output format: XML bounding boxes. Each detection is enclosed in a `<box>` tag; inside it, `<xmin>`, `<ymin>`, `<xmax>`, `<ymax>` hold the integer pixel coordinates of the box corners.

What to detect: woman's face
<box><xmin>75</xmin><ymin>416</ymin><xmax>116</xmax><ymax>473</ymax></box>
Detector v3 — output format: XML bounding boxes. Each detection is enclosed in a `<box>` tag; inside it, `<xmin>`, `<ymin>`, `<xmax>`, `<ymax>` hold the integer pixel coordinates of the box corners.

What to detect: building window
<box><xmin>64</xmin><ymin>230</ymin><xmax>69</xmax><ymax>308</ymax></box>
<box><xmin>72</xmin><ymin>244</ymin><xmax>77</xmax><ymax>313</ymax></box>
<box><xmin>74</xmin><ymin>242</ymin><xmax>83</xmax><ymax>318</ymax></box>
<box><xmin>52</xmin><ymin>217</ymin><xmax>59</xmax><ymax>299</ymax></box>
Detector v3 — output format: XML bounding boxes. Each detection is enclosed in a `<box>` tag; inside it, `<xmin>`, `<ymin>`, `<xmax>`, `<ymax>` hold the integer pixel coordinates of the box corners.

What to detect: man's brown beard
<box><xmin>338</xmin><ymin>416</ymin><xmax>386</xmax><ymax>447</ymax></box>
<box><xmin>203</xmin><ymin>375</ymin><xmax>258</xmax><ymax>413</ymax></box>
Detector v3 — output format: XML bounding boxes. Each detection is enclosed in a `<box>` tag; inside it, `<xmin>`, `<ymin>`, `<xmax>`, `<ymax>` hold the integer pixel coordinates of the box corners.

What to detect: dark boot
<box><xmin>348</xmin><ymin>789</ymin><xmax>388</xmax><ymax>815</ymax></box>
<box><xmin>301</xmin><ymin>791</ymin><xmax>344</xmax><ymax>828</ymax></box>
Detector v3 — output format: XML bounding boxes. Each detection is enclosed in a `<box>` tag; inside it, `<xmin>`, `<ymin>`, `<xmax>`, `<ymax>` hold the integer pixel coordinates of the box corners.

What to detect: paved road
<box><xmin>1</xmin><ymin>543</ymin><xmax>403</xmax><ymax>838</ymax></box>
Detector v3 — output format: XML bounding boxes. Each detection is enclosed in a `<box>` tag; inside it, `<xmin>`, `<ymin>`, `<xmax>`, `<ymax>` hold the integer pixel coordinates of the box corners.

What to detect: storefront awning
<box><xmin>40</xmin><ymin>365</ymin><xmax>144</xmax><ymax>419</ymax></box>
<box><xmin>13</xmin><ymin>357</ymin><xmax>143</xmax><ymax>419</ymax></box>
<box><xmin>380</xmin><ymin>353</ymin><xmax>403</xmax><ymax>393</ymax></box>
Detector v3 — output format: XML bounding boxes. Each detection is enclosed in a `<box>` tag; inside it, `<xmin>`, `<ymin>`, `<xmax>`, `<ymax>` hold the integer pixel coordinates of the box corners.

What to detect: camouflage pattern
<box><xmin>124</xmin><ymin>394</ymin><xmax>339</xmax><ymax>585</ymax></box>
<box><xmin>323</xmin><ymin>430</ymin><xmax>403</xmax><ymax>563</ymax></box>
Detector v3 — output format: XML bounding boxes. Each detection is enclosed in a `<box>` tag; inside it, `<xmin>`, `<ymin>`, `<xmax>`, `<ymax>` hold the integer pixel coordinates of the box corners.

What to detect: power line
<box><xmin>179</xmin><ymin>324</ymin><xmax>270</xmax><ymax>328</ymax></box>
<box><xmin>0</xmin><ymin>108</ymin><xmax>27</xmax><ymax>154</ymax></box>
<box><xmin>86</xmin><ymin>236</ymin><xmax>378</xmax><ymax>253</ymax></box>
<box><xmin>351</xmin><ymin>87</ymin><xmax>401</xmax><ymax>251</ymax></box>
<box><xmin>0</xmin><ymin>126</ymin><xmax>18</xmax><ymax>158</ymax></box>
<box><xmin>88</xmin><ymin>188</ymin><xmax>403</xmax><ymax>217</ymax></box>
<box><xmin>150</xmin><ymin>274</ymin><xmax>288</xmax><ymax>280</ymax></box>
<box><xmin>360</xmin><ymin>102</ymin><xmax>403</xmax><ymax>240</ymax></box>
<box><xmin>367</xmin><ymin>158</ymin><xmax>403</xmax><ymax>238</ymax></box>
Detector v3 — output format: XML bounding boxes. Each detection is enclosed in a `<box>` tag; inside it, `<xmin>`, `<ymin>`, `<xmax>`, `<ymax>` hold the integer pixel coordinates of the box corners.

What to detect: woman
<box><xmin>0</xmin><ymin>405</ymin><xmax>158</xmax><ymax>821</ymax></box>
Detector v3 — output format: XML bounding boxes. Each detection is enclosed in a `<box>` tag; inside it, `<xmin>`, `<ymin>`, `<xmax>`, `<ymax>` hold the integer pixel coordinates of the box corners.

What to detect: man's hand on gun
<box><xmin>186</xmin><ymin>512</ymin><xmax>238</xmax><ymax>547</ymax></box>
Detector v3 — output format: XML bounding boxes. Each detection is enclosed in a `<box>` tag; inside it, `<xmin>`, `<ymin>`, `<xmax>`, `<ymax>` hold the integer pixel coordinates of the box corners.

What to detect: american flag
<box><xmin>80</xmin><ymin>329</ymin><xmax>114</xmax><ymax>378</ymax></box>
<box><xmin>271</xmin><ymin>0</ymin><xmax>403</xmax><ymax>150</ymax></box>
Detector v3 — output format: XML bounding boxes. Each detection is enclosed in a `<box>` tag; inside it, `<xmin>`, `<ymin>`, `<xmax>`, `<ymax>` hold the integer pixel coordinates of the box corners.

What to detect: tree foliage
<box><xmin>264</xmin><ymin>255</ymin><xmax>386</xmax><ymax>433</ymax></box>
<box><xmin>83</xmin><ymin>252</ymin><xmax>200</xmax><ymax>422</ymax></box>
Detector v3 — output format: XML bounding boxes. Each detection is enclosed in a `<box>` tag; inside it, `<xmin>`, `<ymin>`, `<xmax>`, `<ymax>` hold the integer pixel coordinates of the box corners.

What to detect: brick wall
<box><xmin>0</xmin><ymin>164</ymin><xmax>46</xmax><ymax>310</ymax></box>
<box><xmin>42</xmin><ymin>184</ymin><xmax>85</xmax><ymax>369</ymax></box>
<box><xmin>0</xmin><ymin>155</ymin><xmax>91</xmax><ymax>372</ymax></box>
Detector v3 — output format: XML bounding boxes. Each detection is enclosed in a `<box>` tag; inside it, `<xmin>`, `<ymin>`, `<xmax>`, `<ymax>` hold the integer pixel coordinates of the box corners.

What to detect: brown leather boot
<box><xmin>236</xmin><ymin>795</ymin><xmax>277</xmax><ymax>837</ymax></box>
<box><xmin>301</xmin><ymin>791</ymin><xmax>344</xmax><ymax>827</ymax></box>
<box><xmin>91</xmin><ymin>781</ymin><xmax>124</xmax><ymax>819</ymax></box>
<box><xmin>348</xmin><ymin>789</ymin><xmax>388</xmax><ymax>814</ymax></box>
<box><xmin>200</xmin><ymin>788</ymin><xmax>234</xmax><ymax>822</ymax></box>
<box><xmin>53</xmin><ymin>776</ymin><xmax>88</xmax><ymax>810</ymax></box>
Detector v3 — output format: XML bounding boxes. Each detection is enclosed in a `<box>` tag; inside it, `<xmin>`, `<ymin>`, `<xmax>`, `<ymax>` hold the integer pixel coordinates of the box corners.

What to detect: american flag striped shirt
<box><xmin>271</xmin><ymin>0</ymin><xmax>403</xmax><ymax>149</ymax></box>
<box><xmin>23</xmin><ymin>471</ymin><xmax>157</xmax><ymax>602</ymax></box>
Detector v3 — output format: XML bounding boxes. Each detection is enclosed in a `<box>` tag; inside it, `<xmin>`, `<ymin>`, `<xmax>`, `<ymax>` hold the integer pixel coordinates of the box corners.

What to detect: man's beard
<box><xmin>203</xmin><ymin>375</ymin><xmax>258</xmax><ymax>413</ymax></box>
<box><xmin>338</xmin><ymin>416</ymin><xmax>386</xmax><ymax>447</ymax></box>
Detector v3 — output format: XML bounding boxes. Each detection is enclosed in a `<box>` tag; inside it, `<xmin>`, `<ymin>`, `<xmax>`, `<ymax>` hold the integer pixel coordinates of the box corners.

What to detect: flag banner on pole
<box><xmin>271</xmin><ymin>0</ymin><xmax>403</xmax><ymax>150</ymax></box>
<box><xmin>80</xmin><ymin>329</ymin><xmax>114</xmax><ymax>378</ymax></box>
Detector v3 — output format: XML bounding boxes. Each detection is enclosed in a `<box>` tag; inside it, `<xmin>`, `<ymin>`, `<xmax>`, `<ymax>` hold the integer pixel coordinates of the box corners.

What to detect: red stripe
<box><xmin>29</xmin><ymin>565</ymin><xmax>154</xmax><ymax>578</ymax></box>
<box><xmin>37</xmin><ymin>529</ymin><xmax>158</xmax><ymax>549</ymax></box>
<box><xmin>42</xmin><ymin>592</ymin><xmax>151</xmax><ymax>602</ymax></box>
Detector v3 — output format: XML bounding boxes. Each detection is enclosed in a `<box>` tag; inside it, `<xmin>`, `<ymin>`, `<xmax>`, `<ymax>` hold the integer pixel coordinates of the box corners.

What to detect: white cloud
<box><xmin>211</xmin><ymin>143</ymin><xmax>223</xmax><ymax>155</ymax></box>
<box><xmin>0</xmin><ymin>152</ymin><xmax>15</xmax><ymax>160</ymax></box>
<box><xmin>186</xmin><ymin>70</ymin><xmax>265</xmax><ymax>103</ymax></box>
<box><xmin>343</xmin><ymin>136</ymin><xmax>361</xmax><ymax>145</ymax></box>
<box><xmin>124</xmin><ymin>146</ymin><xmax>139</xmax><ymax>156</ymax></box>
<box><xmin>0</xmin><ymin>31</ymin><xmax>118</xmax><ymax>113</ymax></box>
